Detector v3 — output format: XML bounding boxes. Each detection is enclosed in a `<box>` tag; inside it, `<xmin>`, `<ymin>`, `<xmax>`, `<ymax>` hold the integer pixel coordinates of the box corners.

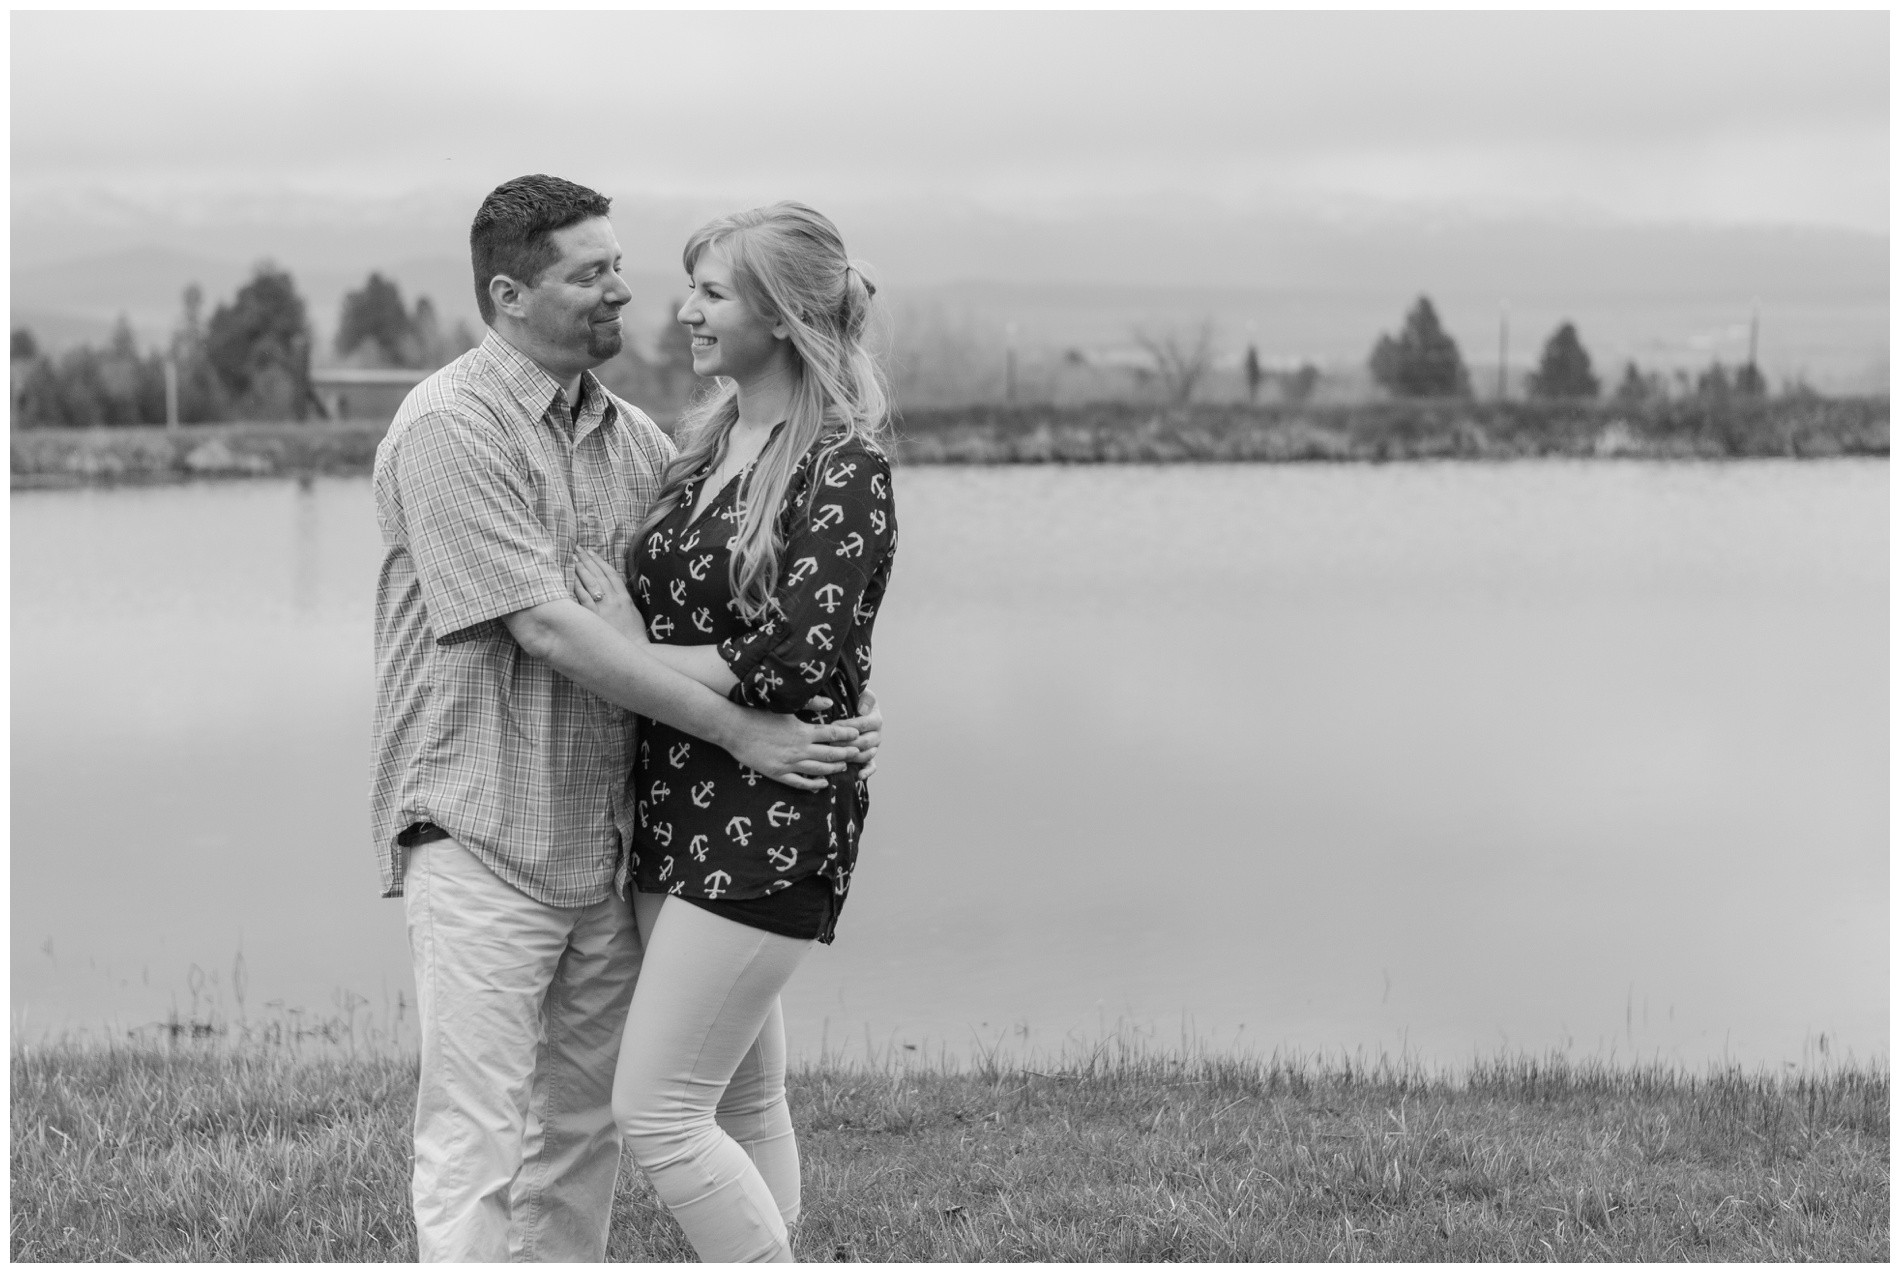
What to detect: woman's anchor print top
<box><xmin>628</xmin><ymin>433</ymin><xmax>896</xmax><ymax>942</ymax></box>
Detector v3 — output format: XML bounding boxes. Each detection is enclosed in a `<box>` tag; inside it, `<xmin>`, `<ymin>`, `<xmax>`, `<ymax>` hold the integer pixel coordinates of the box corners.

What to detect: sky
<box><xmin>9</xmin><ymin>10</ymin><xmax>1890</xmax><ymax>387</ymax></box>
<box><xmin>13</xmin><ymin>10</ymin><xmax>1887</xmax><ymax>233</ymax></box>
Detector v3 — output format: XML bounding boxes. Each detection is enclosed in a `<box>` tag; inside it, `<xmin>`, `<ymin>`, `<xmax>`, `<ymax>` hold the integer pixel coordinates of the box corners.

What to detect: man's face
<box><xmin>517</xmin><ymin>217</ymin><xmax>631</xmax><ymax>370</ymax></box>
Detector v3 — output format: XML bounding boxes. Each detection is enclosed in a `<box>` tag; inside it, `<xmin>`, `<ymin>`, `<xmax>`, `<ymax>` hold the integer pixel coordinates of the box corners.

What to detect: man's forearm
<box><xmin>640</xmin><ymin>642</ymin><xmax>740</xmax><ymax>696</ymax></box>
<box><xmin>505</xmin><ymin>600</ymin><xmax>743</xmax><ymax>750</ymax></box>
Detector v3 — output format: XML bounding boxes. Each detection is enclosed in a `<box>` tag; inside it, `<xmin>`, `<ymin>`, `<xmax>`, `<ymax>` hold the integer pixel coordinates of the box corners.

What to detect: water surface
<box><xmin>11</xmin><ymin>461</ymin><xmax>1887</xmax><ymax>1066</ymax></box>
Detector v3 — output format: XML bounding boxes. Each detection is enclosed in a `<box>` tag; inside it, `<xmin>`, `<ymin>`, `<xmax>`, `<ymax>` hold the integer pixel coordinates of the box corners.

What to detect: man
<box><xmin>370</xmin><ymin>174</ymin><xmax>880</xmax><ymax>1261</ymax></box>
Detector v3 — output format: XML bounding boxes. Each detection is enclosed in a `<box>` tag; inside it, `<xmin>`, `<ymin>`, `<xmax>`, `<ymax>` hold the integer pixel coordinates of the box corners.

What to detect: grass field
<box><xmin>10</xmin><ymin>1034</ymin><xmax>1887</xmax><ymax>1262</ymax></box>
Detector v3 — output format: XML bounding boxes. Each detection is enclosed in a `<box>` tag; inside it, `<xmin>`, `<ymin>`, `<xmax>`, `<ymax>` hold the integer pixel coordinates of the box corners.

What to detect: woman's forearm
<box><xmin>642</xmin><ymin>642</ymin><xmax>741</xmax><ymax>696</ymax></box>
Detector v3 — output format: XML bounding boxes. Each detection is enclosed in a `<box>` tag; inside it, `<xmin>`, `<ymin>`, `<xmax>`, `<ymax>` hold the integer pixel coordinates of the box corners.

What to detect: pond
<box><xmin>11</xmin><ymin>460</ymin><xmax>1888</xmax><ymax>1068</ymax></box>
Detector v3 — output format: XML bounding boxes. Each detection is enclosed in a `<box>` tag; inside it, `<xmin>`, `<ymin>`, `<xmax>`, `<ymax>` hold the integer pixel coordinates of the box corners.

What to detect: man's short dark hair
<box><xmin>470</xmin><ymin>175</ymin><xmax>613</xmax><ymax>325</ymax></box>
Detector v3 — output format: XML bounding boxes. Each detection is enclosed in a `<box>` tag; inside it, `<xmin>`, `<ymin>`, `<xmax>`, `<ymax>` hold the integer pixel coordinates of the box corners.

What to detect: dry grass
<box><xmin>11</xmin><ymin>1033</ymin><xmax>1887</xmax><ymax>1262</ymax></box>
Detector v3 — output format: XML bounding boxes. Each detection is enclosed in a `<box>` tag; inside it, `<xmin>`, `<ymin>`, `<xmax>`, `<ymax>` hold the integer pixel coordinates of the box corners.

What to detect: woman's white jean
<box><xmin>613</xmin><ymin>892</ymin><xmax>811</xmax><ymax>1263</ymax></box>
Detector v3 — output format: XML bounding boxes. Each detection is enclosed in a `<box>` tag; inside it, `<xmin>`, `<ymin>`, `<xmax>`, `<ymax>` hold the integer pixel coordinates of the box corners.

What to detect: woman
<box><xmin>571</xmin><ymin>201</ymin><xmax>896</xmax><ymax>1262</ymax></box>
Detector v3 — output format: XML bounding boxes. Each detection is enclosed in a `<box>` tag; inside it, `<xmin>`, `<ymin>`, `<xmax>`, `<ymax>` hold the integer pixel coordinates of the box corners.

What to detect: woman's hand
<box><xmin>572</xmin><ymin>548</ymin><xmax>647</xmax><ymax>644</ymax></box>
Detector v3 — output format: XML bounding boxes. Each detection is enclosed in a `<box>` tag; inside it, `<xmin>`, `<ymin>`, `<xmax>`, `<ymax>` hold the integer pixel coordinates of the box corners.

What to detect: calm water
<box><xmin>11</xmin><ymin>461</ymin><xmax>1888</xmax><ymax>1067</ymax></box>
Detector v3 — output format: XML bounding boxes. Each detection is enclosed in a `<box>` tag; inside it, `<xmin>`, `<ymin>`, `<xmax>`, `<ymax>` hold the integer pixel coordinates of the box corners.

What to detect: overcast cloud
<box><xmin>12</xmin><ymin>10</ymin><xmax>1888</xmax><ymax>231</ymax></box>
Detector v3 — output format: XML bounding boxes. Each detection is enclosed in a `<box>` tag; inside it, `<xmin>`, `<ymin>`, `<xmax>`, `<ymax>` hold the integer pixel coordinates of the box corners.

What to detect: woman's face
<box><xmin>677</xmin><ymin>243</ymin><xmax>787</xmax><ymax>382</ymax></box>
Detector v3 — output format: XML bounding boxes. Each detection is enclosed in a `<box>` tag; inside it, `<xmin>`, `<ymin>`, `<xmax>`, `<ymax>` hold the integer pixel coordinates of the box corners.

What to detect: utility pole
<box><xmin>1747</xmin><ymin>302</ymin><xmax>1759</xmax><ymax>368</ymax></box>
<box><xmin>1244</xmin><ymin>319</ymin><xmax>1261</xmax><ymax>405</ymax></box>
<box><xmin>1496</xmin><ymin>304</ymin><xmax>1509</xmax><ymax>402</ymax></box>
<box><xmin>1004</xmin><ymin>321</ymin><xmax>1018</xmax><ymax>405</ymax></box>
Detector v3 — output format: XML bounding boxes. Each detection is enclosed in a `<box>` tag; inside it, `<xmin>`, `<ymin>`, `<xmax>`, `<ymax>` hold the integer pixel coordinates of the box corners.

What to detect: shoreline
<box><xmin>11</xmin><ymin>397</ymin><xmax>1888</xmax><ymax>488</ymax></box>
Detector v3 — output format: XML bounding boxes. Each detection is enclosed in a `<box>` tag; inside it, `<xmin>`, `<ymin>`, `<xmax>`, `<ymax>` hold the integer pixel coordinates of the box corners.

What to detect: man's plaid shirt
<box><xmin>370</xmin><ymin>331</ymin><xmax>676</xmax><ymax>906</ymax></box>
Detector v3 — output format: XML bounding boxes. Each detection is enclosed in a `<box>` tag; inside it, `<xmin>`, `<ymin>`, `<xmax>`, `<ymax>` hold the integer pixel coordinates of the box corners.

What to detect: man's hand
<box><xmin>723</xmin><ymin>707</ymin><xmax>860</xmax><ymax>793</ymax></box>
<box><xmin>836</xmin><ymin>686</ymin><xmax>884</xmax><ymax>778</ymax></box>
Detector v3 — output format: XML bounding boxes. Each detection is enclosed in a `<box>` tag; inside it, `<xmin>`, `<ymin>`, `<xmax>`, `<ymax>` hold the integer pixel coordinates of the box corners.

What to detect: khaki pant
<box><xmin>404</xmin><ymin>839</ymin><xmax>642</xmax><ymax>1262</ymax></box>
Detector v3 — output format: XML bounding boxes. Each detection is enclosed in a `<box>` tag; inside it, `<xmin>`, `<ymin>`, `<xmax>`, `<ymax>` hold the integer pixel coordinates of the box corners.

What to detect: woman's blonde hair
<box><xmin>639</xmin><ymin>201</ymin><xmax>890</xmax><ymax>623</ymax></box>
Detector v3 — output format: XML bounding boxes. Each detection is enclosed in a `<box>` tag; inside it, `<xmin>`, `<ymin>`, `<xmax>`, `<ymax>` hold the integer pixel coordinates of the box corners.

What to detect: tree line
<box><xmin>1366</xmin><ymin>295</ymin><xmax>1779</xmax><ymax>405</ymax></box>
<box><xmin>9</xmin><ymin>264</ymin><xmax>702</xmax><ymax>428</ymax></box>
<box><xmin>10</xmin><ymin>268</ymin><xmax>1818</xmax><ymax>428</ymax></box>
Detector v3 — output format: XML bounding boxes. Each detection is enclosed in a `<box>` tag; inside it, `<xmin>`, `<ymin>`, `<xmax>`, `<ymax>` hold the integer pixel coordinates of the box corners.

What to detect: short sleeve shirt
<box><xmin>370</xmin><ymin>331</ymin><xmax>676</xmax><ymax>906</ymax></box>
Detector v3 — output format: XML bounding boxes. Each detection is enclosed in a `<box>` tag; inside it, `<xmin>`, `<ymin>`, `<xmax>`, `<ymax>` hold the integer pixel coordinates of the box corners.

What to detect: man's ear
<box><xmin>489</xmin><ymin>274</ymin><xmax>528</xmax><ymax>321</ymax></box>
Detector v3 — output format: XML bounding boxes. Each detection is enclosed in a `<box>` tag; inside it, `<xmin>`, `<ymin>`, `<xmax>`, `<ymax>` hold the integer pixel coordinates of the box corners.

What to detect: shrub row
<box><xmin>11</xmin><ymin>398</ymin><xmax>1887</xmax><ymax>487</ymax></box>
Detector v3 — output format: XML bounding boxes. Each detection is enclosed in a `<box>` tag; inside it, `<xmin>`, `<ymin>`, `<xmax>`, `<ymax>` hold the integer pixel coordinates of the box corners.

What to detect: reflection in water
<box><xmin>9</xmin><ymin>464</ymin><xmax>1889</xmax><ymax>1067</ymax></box>
<box><xmin>292</xmin><ymin>474</ymin><xmax>320</xmax><ymax>617</ymax></box>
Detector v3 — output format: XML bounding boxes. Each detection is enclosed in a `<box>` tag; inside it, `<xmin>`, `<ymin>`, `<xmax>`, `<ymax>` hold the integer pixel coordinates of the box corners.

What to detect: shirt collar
<box><xmin>479</xmin><ymin>329</ymin><xmax>617</xmax><ymax>441</ymax></box>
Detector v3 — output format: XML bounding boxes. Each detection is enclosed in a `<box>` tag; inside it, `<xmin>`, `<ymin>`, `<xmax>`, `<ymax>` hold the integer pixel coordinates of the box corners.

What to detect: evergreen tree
<box><xmin>1368</xmin><ymin>297</ymin><xmax>1469</xmax><ymax>397</ymax></box>
<box><xmin>336</xmin><ymin>272</ymin><xmax>418</xmax><ymax>366</ymax></box>
<box><xmin>205</xmin><ymin>263</ymin><xmax>313</xmax><ymax>420</ymax></box>
<box><xmin>1528</xmin><ymin>322</ymin><xmax>1599</xmax><ymax>399</ymax></box>
<box><xmin>1696</xmin><ymin>362</ymin><xmax>1733</xmax><ymax>400</ymax></box>
<box><xmin>1613</xmin><ymin>361</ymin><xmax>1654</xmax><ymax>405</ymax></box>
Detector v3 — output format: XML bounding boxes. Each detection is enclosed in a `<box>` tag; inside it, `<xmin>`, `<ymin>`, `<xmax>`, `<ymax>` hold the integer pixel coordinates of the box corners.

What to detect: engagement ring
<box><xmin>590</xmin><ymin>590</ymin><xmax>603</xmax><ymax>601</ymax></box>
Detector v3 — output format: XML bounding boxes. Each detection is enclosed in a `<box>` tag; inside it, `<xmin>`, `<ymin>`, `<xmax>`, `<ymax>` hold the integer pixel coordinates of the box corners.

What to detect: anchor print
<box><xmin>669</xmin><ymin>742</ymin><xmax>691</xmax><ymax>769</ymax></box>
<box><xmin>870</xmin><ymin>472</ymin><xmax>888</xmax><ymax>499</ymax></box>
<box><xmin>814</xmin><ymin>583</ymin><xmax>844</xmax><ymax>613</ymax></box>
<box><xmin>798</xmin><ymin>659</ymin><xmax>826</xmax><ymax>684</ymax></box>
<box><xmin>690</xmin><ymin>781</ymin><xmax>715</xmax><ymax>808</ymax></box>
<box><xmin>767</xmin><ymin>801</ymin><xmax>801</xmax><ymax>828</ymax></box>
<box><xmin>725</xmin><ymin>816</ymin><xmax>753</xmax><ymax>845</ymax></box>
<box><xmin>703</xmin><ymin>870</ymin><xmax>732</xmax><ymax>899</ymax></box>
<box><xmin>639</xmin><ymin>739</ymin><xmax>651</xmax><ymax>766</ymax></box>
<box><xmin>687</xmin><ymin>553</ymin><xmax>715</xmax><ymax>581</ymax></box>
<box><xmin>645</xmin><ymin>529</ymin><xmax>670</xmax><ymax>556</ymax></box>
<box><xmin>835</xmin><ymin>531</ymin><xmax>865</xmax><ymax>559</ymax></box>
<box><xmin>669</xmin><ymin>578</ymin><xmax>688</xmax><ymax>606</ymax></box>
<box><xmin>869</xmin><ymin>509</ymin><xmax>887</xmax><ymax>536</ymax></box>
<box><xmin>786</xmin><ymin>556</ymin><xmax>820</xmax><ymax>586</ymax></box>
<box><xmin>692</xmin><ymin>607</ymin><xmax>714</xmax><ymax>633</ymax></box>
<box><xmin>650</xmin><ymin>780</ymin><xmax>671</xmax><ymax>805</ymax></box>
<box><xmin>651</xmin><ymin>821</ymin><xmax>673</xmax><ymax>848</ymax></box>
<box><xmin>754</xmin><ymin>667</ymin><xmax>784</xmax><ymax>694</ymax></box>
<box><xmin>766</xmin><ymin>844</ymin><xmax>798</xmax><ymax>872</ymax></box>
<box><xmin>855</xmin><ymin>646</ymin><xmax>873</xmax><ymax>673</ymax></box>
<box><xmin>668</xmin><ymin>879</ymin><xmax>687</xmax><ymax>896</ymax></box>
<box><xmin>649</xmin><ymin>614</ymin><xmax>675</xmax><ymax>640</ymax></box>
<box><xmin>806</xmin><ymin>622</ymin><xmax>835</xmax><ymax>651</ymax></box>
<box><xmin>767</xmin><ymin>879</ymin><xmax>793</xmax><ymax>893</ymax></box>
<box><xmin>657</xmin><ymin>855</ymin><xmax>675</xmax><ymax>881</ymax></box>
<box><xmin>687</xmin><ymin>834</ymin><xmax>711</xmax><ymax>862</ymax></box>
<box><xmin>635</xmin><ymin>576</ymin><xmax>652</xmax><ymax>604</ymax></box>
<box><xmin>637</xmin><ymin>799</ymin><xmax>649</xmax><ymax>828</ymax></box>
<box><xmin>739</xmin><ymin>767</ymin><xmax>760</xmax><ymax>787</ymax></box>
<box><xmin>824</xmin><ymin>460</ymin><xmax>858</xmax><ymax>487</ymax></box>
<box><xmin>680</xmin><ymin>527</ymin><xmax>701</xmax><ymax>553</ymax></box>
<box><xmin>811</xmin><ymin>504</ymin><xmax>845</xmax><ymax>532</ymax></box>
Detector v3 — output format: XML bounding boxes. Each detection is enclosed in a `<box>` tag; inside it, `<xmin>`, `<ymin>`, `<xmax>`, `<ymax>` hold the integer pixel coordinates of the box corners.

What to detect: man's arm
<box><xmin>504</xmin><ymin>599</ymin><xmax>857</xmax><ymax>792</ymax></box>
<box><xmin>571</xmin><ymin>547</ymin><xmax>882</xmax><ymax>769</ymax></box>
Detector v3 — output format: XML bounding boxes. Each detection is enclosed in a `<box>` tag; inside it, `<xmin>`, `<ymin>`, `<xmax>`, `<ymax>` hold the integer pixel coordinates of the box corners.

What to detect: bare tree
<box><xmin>1132</xmin><ymin>321</ymin><xmax>1215</xmax><ymax>406</ymax></box>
